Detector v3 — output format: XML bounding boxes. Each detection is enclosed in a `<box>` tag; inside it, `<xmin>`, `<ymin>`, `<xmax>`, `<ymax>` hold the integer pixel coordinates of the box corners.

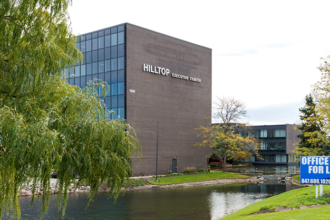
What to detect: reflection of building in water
<box><xmin>243</xmin><ymin>124</ymin><xmax>300</xmax><ymax>166</ymax></box>
<box><xmin>225</xmin><ymin>165</ymin><xmax>297</xmax><ymax>175</ymax></box>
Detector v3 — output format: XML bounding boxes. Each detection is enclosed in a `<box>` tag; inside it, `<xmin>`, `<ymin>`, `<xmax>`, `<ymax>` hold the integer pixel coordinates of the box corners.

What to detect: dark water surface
<box><xmin>8</xmin><ymin>182</ymin><xmax>300</xmax><ymax>220</ymax></box>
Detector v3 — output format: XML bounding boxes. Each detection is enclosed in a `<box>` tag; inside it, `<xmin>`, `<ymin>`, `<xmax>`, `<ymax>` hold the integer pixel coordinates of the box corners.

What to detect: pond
<box><xmin>7</xmin><ymin>182</ymin><xmax>300</xmax><ymax>220</ymax></box>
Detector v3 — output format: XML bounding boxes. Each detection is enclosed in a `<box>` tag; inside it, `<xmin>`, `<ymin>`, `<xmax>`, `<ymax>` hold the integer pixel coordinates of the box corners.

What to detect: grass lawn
<box><xmin>148</xmin><ymin>172</ymin><xmax>248</xmax><ymax>185</ymax></box>
<box><xmin>223</xmin><ymin>206</ymin><xmax>330</xmax><ymax>220</ymax></box>
<box><xmin>222</xmin><ymin>185</ymin><xmax>330</xmax><ymax>220</ymax></box>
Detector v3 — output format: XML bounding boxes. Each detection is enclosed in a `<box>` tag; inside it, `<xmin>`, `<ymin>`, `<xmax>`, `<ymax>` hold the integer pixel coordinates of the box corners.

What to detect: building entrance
<box><xmin>172</xmin><ymin>158</ymin><xmax>177</xmax><ymax>173</ymax></box>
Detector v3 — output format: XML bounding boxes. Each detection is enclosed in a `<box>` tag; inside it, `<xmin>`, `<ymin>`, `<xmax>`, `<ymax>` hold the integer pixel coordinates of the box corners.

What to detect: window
<box><xmin>118</xmin><ymin>44</ymin><xmax>124</xmax><ymax>57</ymax></box>
<box><xmin>105</xmin><ymin>47</ymin><xmax>111</xmax><ymax>60</ymax></box>
<box><xmin>105</xmin><ymin>72</ymin><xmax>110</xmax><ymax>83</ymax></box>
<box><xmin>98</xmin><ymin>49</ymin><xmax>104</xmax><ymax>61</ymax></box>
<box><xmin>111</xmin><ymin>27</ymin><xmax>117</xmax><ymax>34</ymax></box>
<box><xmin>275</xmin><ymin>129</ymin><xmax>286</xmax><ymax>137</ymax></box>
<box><xmin>118</xmin><ymin>82</ymin><xmax>124</xmax><ymax>95</ymax></box>
<box><xmin>92</xmin><ymin>50</ymin><xmax>98</xmax><ymax>62</ymax></box>
<box><xmin>261</xmin><ymin>142</ymin><xmax>266</xmax><ymax>150</ymax></box>
<box><xmin>276</xmin><ymin>155</ymin><xmax>287</xmax><ymax>163</ymax></box>
<box><xmin>105</xmin><ymin>97</ymin><xmax>110</xmax><ymax>108</ymax></box>
<box><xmin>118</xmin><ymin>25</ymin><xmax>124</xmax><ymax>32</ymax></box>
<box><xmin>80</xmin><ymin>41</ymin><xmax>86</xmax><ymax>52</ymax></box>
<box><xmin>111</xmin><ymin>58</ymin><xmax>117</xmax><ymax>70</ymax></box>
<box><xmin>111</xmin><ymin>108</ymin><xmax>118</xmax><ymax>120</ymax></box>
<box><xmin>111</xmin><ymin>95</ymin><xmax>117</xmax><ymax>107</ymax></box>
<box><xmin>111</xmin><ymin>33</ymin><xmax>117</xmax><ymax>46</ymax></box>
<box><xmin>86</xmin><ymin>34</ymin><xmax>91</xmax><ymax>40</ymax></box>
<box><xmin>105</xmin><ymin>35</ymin><xmax>110</xmax><ymax>47</ymax></box>
<box><xmin>111</xmin><ymin>46</ymin><xmax>117</xmax><ymax>58</ymax></box>
<box><xmin>86</xmin><ymin>40</ymin><xmax>91</xmax><ymax>51</ymax></box>
<box><xmin>81</xmin><ymin>76</ymin><xmax>86</xmax><ymax>88</ymax></box>
<box><xmin>98</xmin><ymin>72</ymin><xmax>105</xmax><ymax>81</ymax></box>
<box><xmin>75</xmin><ymin>77</ymin><xmax>80</xmax><ymax>87</ymax></box>
<box><xmin>86</xmin><ymin>64</ymin><xmax>92</xmax><ymax>75</ymax></box>
<box><xmin>75</xmin><ymin>66</ymin><xmax>80</xmax><ymax>77</ymax></box>
<box><xmin>260</xmin><ymin>129</ymin><xmax>267</xmax><ymax>138</ymax></box>
<box><xmin>81</xmin><ymin>65</ymin><xmax>86</xmax><ymax>76</ymax></box>
<box><xmin>92</xmin><ymin>62</ymin><xmax>98</xmax><ymax>74</ymax></box>
<box><xmin>118</xmin><ymin>57</ymin><xmax>125</xmax><ymax>70</ymax></box>
<box><xmin>118</xmin><ymin>95</ymin><xmax>124</xmax><ymax>107</ymax></box>
<box><xmin>105</xmin><ymin>60</ymin><xmax>110</xmax><ymax>72</ymax></box>
<box><xmin>98</xmin><ymin>30</ymin><xmax>104</xmax><ymax>37</ymax></box>
<box><xmin>118</xmin><ymin>70</ymin><xmax>124</xmax><ymax>82</ymax></box>
<box><xmin>76</xmin><ymin>42</ymin><xmax>80</xmax><ymax>50</ymax></box>
<box><xmin>99</xmin><ymin>37</ymin><xmax>104</xmax><ymax>49</ymax></box>
<box><xmin>111</xmin><ymin>71</ymin><xmax>117</xmax><ymax>83</ymax></box>
<box><xmin>118</xmin><ymin>107</ymin><xmax>124</xmax><ymax>119</ymax></box>
<box><xmin>118</xmin><ymin>32</ymin><xmax>124</xmax><ymax>44</ymax></box>
<box><xmin>92</xmin><ymin>38</ymin><xmax>98</xmax><ymax>50</ymax></box>
<box><xmin>86</xmin><ymin>52</ymin><xmax>91</xmax><ymax>64</ymax></box>
<box><xmin>92</xmin><ymin>33</ymin><xmax>97</xmax><ymax>39</ymax></box>
<box><xmin>111</xmin><ymin>83</ymin><xmax>117</xmax><ymax>95</ymax></box>
<box><xmin>288</xmin><ymin>154</ymin><xmax>296</xmax><ymax>162</ymax></box>
<box><xmin>99</xmin><ymin>61</ymin><xmax>104</xmax><ymax>73</ymax></box>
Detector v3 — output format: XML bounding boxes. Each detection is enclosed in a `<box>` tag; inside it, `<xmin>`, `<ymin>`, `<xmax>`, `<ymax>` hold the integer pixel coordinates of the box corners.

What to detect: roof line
<box><xmin>126</xmin><ymin>23</ymin><xmax>212</xmax><ymax>50</ymax></box>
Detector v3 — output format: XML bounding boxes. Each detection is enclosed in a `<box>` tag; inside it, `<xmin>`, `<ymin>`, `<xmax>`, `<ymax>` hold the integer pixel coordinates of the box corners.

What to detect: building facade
<box><xmin>67</xmin><ymin>23</ymin><xmax>212</xmax><ymax>175</ymax></box>
<box><xmin>247</xmin><ymin>124</ymin><xmax>300</xmax><ymax>165</ymax></box>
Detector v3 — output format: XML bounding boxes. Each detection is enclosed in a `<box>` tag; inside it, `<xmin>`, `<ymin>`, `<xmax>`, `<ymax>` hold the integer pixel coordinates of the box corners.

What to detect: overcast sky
<box><xmin>68</xmin><ymin>0</ymin><xmax>330</xmax><ymax>125</ymax></box>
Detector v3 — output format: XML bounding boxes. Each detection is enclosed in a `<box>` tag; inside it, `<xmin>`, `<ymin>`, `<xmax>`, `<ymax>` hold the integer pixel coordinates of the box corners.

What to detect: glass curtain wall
<box><xmin>66</xmin><ymin>25</ymin><xmax>126</xmax><ymax>120</ymax></box>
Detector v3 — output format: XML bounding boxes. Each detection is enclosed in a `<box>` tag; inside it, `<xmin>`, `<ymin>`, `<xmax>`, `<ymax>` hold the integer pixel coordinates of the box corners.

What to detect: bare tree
<box><xmin>196</xmin><ymin>97</ymin><xmax>259</xmax><ymax>172</ymax></box>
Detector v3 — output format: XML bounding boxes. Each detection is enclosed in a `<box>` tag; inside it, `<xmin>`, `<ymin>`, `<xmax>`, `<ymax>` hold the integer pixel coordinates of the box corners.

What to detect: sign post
<box><xmin>300</xmin><ymin>156</ymin><xmax>330</xmax><ymax>198</ymax></box>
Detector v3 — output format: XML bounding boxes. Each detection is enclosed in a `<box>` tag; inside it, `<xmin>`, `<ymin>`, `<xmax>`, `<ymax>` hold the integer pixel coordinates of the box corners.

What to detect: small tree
<box><xmin>196</xmin><ymin>97</ymin><xmax>260</xmax><ymax>172</ymax></box>
<box><xmin>296</xmin><ymin>94</ymin><xmax>327</xmax><ymax>156</ymax></box>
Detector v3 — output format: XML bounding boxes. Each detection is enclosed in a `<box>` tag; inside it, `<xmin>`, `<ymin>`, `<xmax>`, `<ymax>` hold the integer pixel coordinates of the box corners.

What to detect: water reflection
<box><xmin>225</xmin><ymin>165</ymin><xmax>299</xmax><ymax>175</ymax></box>
<box><xmin>8</xmin><ymin>182</ymin><xmax>300</xmax><ymax>220</ymax></box>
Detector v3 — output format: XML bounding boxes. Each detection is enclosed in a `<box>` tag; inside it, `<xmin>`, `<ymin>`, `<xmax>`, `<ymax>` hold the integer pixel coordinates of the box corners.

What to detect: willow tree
<box><xmin>1</xmin><ymin>1</ymin><xmax>141</xmax><ymax>219</ymax></box>
<box><xmin>195</xmin><ymin>97</ymin><xmax>260</xmax><ymax>172</ymax></box>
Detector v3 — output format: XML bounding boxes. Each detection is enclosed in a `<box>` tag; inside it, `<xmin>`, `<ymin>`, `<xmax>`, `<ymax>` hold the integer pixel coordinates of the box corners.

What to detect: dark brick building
<box><xmin>69</xmin><ymin>23</ymin><xmax>212</xmax><ymax>175</ymax></box>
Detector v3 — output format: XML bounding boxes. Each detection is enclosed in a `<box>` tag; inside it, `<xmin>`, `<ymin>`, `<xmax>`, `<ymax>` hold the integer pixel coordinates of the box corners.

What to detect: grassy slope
<box><xmin>148</xmin><ymin>172</ymin><xmax>248</xmax><ymax>185</ymax></box>
<box><xmin>222</xmin><ymin>186</ymin><xmax>330</xmax><ymax>220</ymax></box>
<box><xmin>293</xmin><ymin>175</ymin><xmax>300</xmax><ymax>182</ymax></box>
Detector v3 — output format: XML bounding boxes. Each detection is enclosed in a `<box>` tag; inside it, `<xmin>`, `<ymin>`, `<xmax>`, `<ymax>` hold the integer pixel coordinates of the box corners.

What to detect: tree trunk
<box><xmin>223</xmin><ymin>148</ymin><xmax>227</xmax><ymax>172</ymax></box>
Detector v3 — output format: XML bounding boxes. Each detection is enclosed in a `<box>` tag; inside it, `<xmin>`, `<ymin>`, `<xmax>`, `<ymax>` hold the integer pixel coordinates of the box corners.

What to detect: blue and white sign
<box><xmin>300</xmin><ymin>156</ymin><xmax>330</xmax><ymax>185</ymax></box>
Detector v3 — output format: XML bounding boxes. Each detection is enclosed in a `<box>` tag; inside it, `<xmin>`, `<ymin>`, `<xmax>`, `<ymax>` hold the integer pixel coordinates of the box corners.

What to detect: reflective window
<box><xmin>118</xmin><ymin>82</ymin><xmax>124</xmax><ymax>95</ymax></box>
<box><xmin>275</xmin><ymin>129</ymin><xmax>286</xmax><ymax>137</ymax></box>
<box><xmin>92</xmin><ymin>38</ymin><xmax>98</xmax><ymax>50</ymax></box>
<box><xmin>111</xmin><ymin>27</ymin><xmax>117</xmax><ymax>34</ymax></box>
<box><xmin>118</xmin><ymin>107</ymin><xmax>124</xmax><ymax>119</ymax></box>
<box><xmin>75</xmin><ymin>77</ymin><xmax>80</xmax><ymax>87</ymax></box>
<box><xmin>99</xmin><ymin>61</ymin><xmax>104</xmax><ymax>73</ymax></box>
<box><xmin>69</xmin><ymin>78</ymin><xmax>74</xmax><ymax>84</ymax></box>
<box><xmin>81</xmin><ymin>65</ymin><xmax>86</xmax><ymax>76</ymax></box>
<box><xmin>105</xmin><ymin>72</ymin><xmax>110</xmax><ymax>83</ymax></box>
<box><xmin>111</xmin><ymin>58</ymin><xmax>117</xmax><ymax>70</ymax></box>
<box><xmin>105</xmin><ymin>96</ymin><xmax>110</xmax><ymax>108</ymax></box>
<box><xmin>105</xmin><ymin>29</ymin><xmax>110</xmax><ymax>35</ymax></box>
<box><xmin>98</xmin><ymin>49</ymin><xmax>104</xmax><ymax>61</ymax></box>
<box><xmin>86</xmin><ymin>40</ymin><xmax>91</xmax><ymax>51</ymax></box>
<box><xmin>111</xmin><ymin>33</ymin><xmax>117</xmax><ymax>46</ymax></box>
<box><xmin>260</xmin><ymin>129</ymin><xmax>267</xmax><ymax>138</ymax></box>
<box><xmin>82</xmin><ymin>52</ymin><xmax>86</xmax><ymax>64</ymax></box>
<box><xmin>118</xmin><ymin>57</ymin><xmax>124</xmax><ymax>70</ymax></box>
<box><xmin>92</xmin><ymin>50</ymin><xmax>98</xmax><ymax>62</ymax></box>
<box><xmin>86</xmin><ymin>34</ymin><xmax>91</xmax><ymax>40</ymax></box>
<box><xmin>118</xmin><ymin>32</ymin><xmax>124</xmax><ymax>44</ymax></box>
<box><xmin>118</xmin><ymin>70</ymin><xmax>124</xmax><ymax>82</ymax></box>
<box><xmin>111</xmin><ymin>95</ymin><xmax>117</xmax><ymax>107</ymax></box>
<box><xmin>105</xmin><ymin>47</ymin><xmax>110</xmax><ymax>60</ymax></box>
<box><xmin>76</xmin><ymin>42</ymin><xmax>80</xmax><ymax>50</ymax></box>
<box><xmin>80</xmin><ymin>41</ymin><xmax>85</xmax><ymax>52</ymax></box>
<box><xmin>118</xmin><ymin>44</ymin><xmax>124</xmax><ymax>57</ymax></box>
<box><xmin>69</xmin><ymin>66</ymin><xmax>74</xmax><ymax>76</ymax></box>
<box><xmin>111</xmin><ymin>108</ymin><xmax>118</xmax><ymax>120</ymax></box>
<box><xmin>99</xmin><ymin>37</ymin><xmax>104</xmax><ymax>49</ymax></box>
<box><xmin>111</xmin><ymin>83</ymin><xmax>117</xmax><ymax>95</ymax></box>
<box><xmin>92</xmin><ymin>33</ymin><xmax>97</xmax><ymax>39</ymax></box>
<box><xmin>87</xmin><ymin>74</ymin><xmax>92</xmax><ymax>82</ymax></box>
<box><xmin>98</xmin><ymin>72</ymin><xmax>105</xmax><ymax>81</ymax></box>
<box><xmin>105</xmin><ymin>35</ymin><xmax>110</xmax><ymax>47</ymax></box>
<box><xmin>105</xmin><ymin>60</ymin><xmax>110</xmax><ymax>72</ymax></box>
<box><xmin>86</xmin><ymin>64</ymin><xmax>92</xmax><ymax>75</ymax></box>
<box><xmin>118</xmin><ymin>25</ymin><xmax>124</xmax><ymax>32</ymax></box>
<box><xmin>92</xmin><ymin>62</ymin><xmax>98</xmax><ymax>74</ymax></box>
<box><xmin>86</xmin><ymin>51</ymin><xmax>91</xmax><ymax>63</ymax></box>
<box><xmin>118</xmin><ymin>95</ymin><xmax>124</xmax><ymax>107</ymax></box>
<box><xmin>98</xmin><ymin>30</ymin><xmax>104</xmax><ymax>37</ymax></box>
<box><xmin>111</xmin><ymin>71</ymin><xmax>117</xmax><ymax>83</ymax></box>
<box><xmin>75</xmin><ymin>66</ymin><xmax>80</xmax><ymax>77</ymax></box>
<box><xmin>111</xmin><ymin>46</ymin><xmax>117</xmax><ymax>58</ymax></box>
<box><xmin>81</xmin><ymin>76</ymin><xmax>86</xmax><ymax>87</ymax></box>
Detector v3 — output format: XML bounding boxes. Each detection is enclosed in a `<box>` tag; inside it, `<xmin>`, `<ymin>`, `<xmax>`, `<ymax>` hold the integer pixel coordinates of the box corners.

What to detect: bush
<box><xmin>207</xmin><ymin>168</ymin><xmax>211</xmax><ymax>172</ymax></box>
<box><xmin>198</xmin><ymin>168</ymin><xmax>205</xmax><ymax>173</ymax></box>
<box><xmin>183</xmin><ymin>167</ymin><xmax>197</xmax><ymax>173</ymax></box>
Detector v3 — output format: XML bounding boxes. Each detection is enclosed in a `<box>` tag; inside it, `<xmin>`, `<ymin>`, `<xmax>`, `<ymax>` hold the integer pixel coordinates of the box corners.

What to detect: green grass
<box><xmin>222</xmin><ymin>186</ymin><xmax>330</xmax><ymax>220</ymax></box>
<box><xmin>293</xmin><ymin>175</ymin><xmax>300</xmax><ymax>182</ymax></box>
<box><xmin>224</xmin><ymin>206</ymin><xmax>330</xmax><ymax>220</ymax></box>
<box><xmin>148</xmin><ymin>172</ymin><xmax>248</xmax><ymax>185</ymax></box>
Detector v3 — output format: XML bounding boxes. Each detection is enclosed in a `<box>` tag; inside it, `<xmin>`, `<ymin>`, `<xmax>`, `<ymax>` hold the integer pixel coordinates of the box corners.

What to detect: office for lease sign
<box><xmin>300</xmin><ymin>156</ymin><xmax>330</xmax><ymax>184</ymax></box>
